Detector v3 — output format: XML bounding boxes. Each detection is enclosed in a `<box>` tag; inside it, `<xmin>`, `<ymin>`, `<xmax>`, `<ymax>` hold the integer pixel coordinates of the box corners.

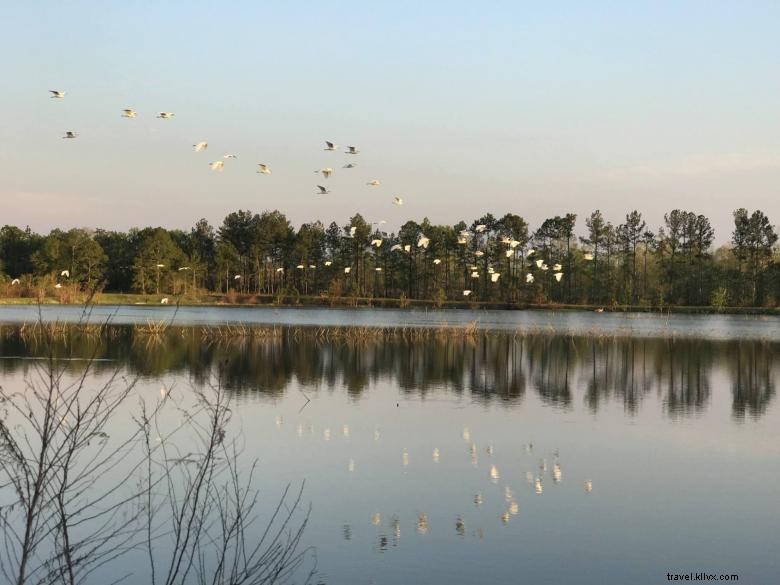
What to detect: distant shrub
<box><xmin>710</xmin><ymin>287</ymin><xmax>729</xmax><ymax>313</ymax></box>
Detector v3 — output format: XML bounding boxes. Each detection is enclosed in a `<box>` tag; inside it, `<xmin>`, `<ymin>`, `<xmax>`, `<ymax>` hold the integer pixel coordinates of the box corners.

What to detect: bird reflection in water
<box><xmin>455</xmin><ymin>516</ymin><xmax>465</xmax><ymax>537</ymax></box>
<box><xmin>342</xmin><ymin>524</ymin><xmax>352</xmax><ymax>540</ymax></box>
<box><xmin>417</xmin><ymin>513</ymin><xmax>428</xmax><ymax>535</ymax></box>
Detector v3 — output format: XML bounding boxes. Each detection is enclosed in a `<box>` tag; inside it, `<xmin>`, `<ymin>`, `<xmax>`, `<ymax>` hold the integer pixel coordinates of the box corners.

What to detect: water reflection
<box><xmin>0</xmin><ymin>326</ymin><xmax>776</xmax><ymax>419</ymax></box>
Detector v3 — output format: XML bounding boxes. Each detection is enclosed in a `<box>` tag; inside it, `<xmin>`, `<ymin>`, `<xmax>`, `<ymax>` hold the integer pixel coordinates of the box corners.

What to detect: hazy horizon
<box><xmin>2</xmin><ymin>1</ymin><xmax>779</xmax><ymax>243</ymax></box>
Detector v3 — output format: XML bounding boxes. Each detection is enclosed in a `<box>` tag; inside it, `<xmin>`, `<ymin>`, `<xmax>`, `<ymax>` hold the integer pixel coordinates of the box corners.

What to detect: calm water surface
<box><xmin>0</xmin><ymin>308</ymin><xmax>778</xmax><ymax>584</ymax></box>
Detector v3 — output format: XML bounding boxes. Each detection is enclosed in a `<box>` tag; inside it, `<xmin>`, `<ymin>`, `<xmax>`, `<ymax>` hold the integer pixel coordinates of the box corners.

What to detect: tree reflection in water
<box><xmin>0</xmin><ymin>325</ymin><xmax>775</xmax><ymax>419</ymax></box>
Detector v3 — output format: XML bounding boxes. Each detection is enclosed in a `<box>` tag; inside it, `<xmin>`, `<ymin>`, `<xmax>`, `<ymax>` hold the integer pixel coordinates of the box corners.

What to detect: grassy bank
<box><xmin>0</xmin><ymin>292</ymin><xmax>779</xmax><ymax>316</ymax></box>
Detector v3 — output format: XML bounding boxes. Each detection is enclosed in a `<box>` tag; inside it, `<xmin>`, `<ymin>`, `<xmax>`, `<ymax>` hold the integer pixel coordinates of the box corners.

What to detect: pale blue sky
<box><xmin>2</xmin><ymin>1</ymin><xmax>778</xmax><ymax>241</ymax></box>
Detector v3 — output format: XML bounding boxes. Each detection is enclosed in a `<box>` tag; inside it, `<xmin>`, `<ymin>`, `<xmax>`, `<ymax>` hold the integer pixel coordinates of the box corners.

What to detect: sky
<box><xmin>1</xmin><ymin>1</ymin><xmax>779</xmax><ymax>243</ymax></box>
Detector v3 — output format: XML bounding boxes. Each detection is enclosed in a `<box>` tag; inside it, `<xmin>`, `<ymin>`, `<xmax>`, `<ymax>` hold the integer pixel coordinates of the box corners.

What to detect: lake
<box><xmin>0</xmin><ymin>306</ymin><xmax>778</xmax><ymax>584</ymax></box>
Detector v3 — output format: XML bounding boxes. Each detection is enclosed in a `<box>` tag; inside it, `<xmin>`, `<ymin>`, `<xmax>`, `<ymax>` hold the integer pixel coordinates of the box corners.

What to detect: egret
<box><xmin>510</xmin><ymin>240</ymin><xmax>521</xmax><ymax>248</ymax></box>
<box><xmin>457</xmin><ymin>237</ymin><xmax>468</xmax><ymax>245</ymax></box>
<box><xmin>553</xmin><ymin>463</ymin><xmax>562</xmax><ymax>483</ymax></box>
<box><xmin>223</xmin><ymin>153</ymin><xmax>237</xmax><ymax>159</ymax></box>
<box><xmin>49</xmin><ymin>90</ymin><xmax>66</xmax><ymax>99</ymax></box>
<box><xmin>156</xmin><ymin>264</ymin><xmax>165</xmax><ymax>268</ymax></box>
<box><xmin>553</xmin><ymin>263</ymin><xmax>562</xmax><ymax>271</ymax></box>
<box><xmin>526</xmin><ymin>273</ymin><xmax>534</xmax><ymax>283</ymax></box>
<box><xmin>316</xmin><ymin>167</ymin><xmax>333</xmax><ymax>178</ymax></box>
<box><xmin>403</xmin><ymin>244</ymin><xmax>411</xmax><ymax>253</ymax></box>
<box><xmin>490</xmin><ymin>465</ymin><xmax>500</xmax><ymax>481</ymax></box>
<box><xmin>178</xmin><ymin>266</ymin><xmax>190</xmax><ymax>271</ymax></box>
<box><xmin>554</xmin><ymin>272</ymin><xmax>563</xmax><ymax>282</ymax></box>
<box><xmin>209</xmin><ymin>160</ymin><xmax>224</xmax><ymax>171</ymax></box>
<box><xmin>234</xmin><ymin>274</ymin><xmax>241</xmax><ymax>280</ymax></box>
<box><xmin>371</xmin><ymin>513</ymin><xmax>381</xmax><ymax>526</ymax></box>
<box><xmin>433</xmin><ymin>258</ymin><xmax>441</xmax><ymax>265</ymax></box>
<box><xmin>349</xmin><ymin>226</ymin><xmax>357</xmax><ymax>237</ymax></box>
<box><xmin>474</xmin><ymin>251</ymin><xmax>484</xmax><ymax>257</ymax></box>
<box><xmin>527</xmin><ymin>248</ymin><xmax>535</xmax><ymax>256</ymax></box>
<box><xmin>500</xmin><ymin>512</ymin><xmax>510</xmax><ymax>524</ymax></box>
<box><xmin>121</xmin><ymin>108</ymin><xmax>137</xmax><ymax>118</ymax></box>
<box><xmin>471</xmin><ymin>271</ymin><xmax>479</xmax><ymax>278</ymax></box>
<box><xmin>324</xmin><ymin>260</ymin><xmax>333</xmax><ymax>266</ymax></box>
<box><xmin>257</xmin><ymin>163</ymin><xmax>271</xmax><ymax>174</ymax></box>
<box><xmin>432</xmin><ymin>448</ymin><xmax>440</xmax><ymax>462</ymax></box>
<box><xmin>193</xmin><ymin>141</ymin><xmax>208</xmax><ymax>152</ymax></box>
<box><xmin>392</xmin><ymin>196</ymin><xmax>404</xmax><ymax>206</ymax></box>
<box><xmin>509</xmin><ymin>501</ymin><xmax>519</xmax><ymax>515</ymax></box>
<box><xmin>54</xmin><ymin>283</ymin><xmax>62</xmax><ymax>289</ymax></box>
<box><xmin>11</xmin><ymin>279</ymin><xmax>20</xmax><ymax>285</ymax></box>
<box><xmin>584</xmin><ymin>480</ymin><xmax>593</xmax><ymax>493</ymax></box>
<box><xmin>160</xmin><ymin>298</ymin><xmax>169</xmax><ymax>304</ymax></box>
<box><xmin>417</xmin><ymin>236</ymin><xmax>430</xmax><ymax>248</ymax></box>
<box><xmin>594</xmin><ymin>307</ymin><xmax>604</xmax><ymax>313</ymax></box>
<box><xmin>371</xmin><ymin>239</ymin><xmax>382</xmax><ymax>247</ymax></box>
<box><xmin>157</xmin><ymin>112</ymin><xmax>174</xmax><ymax>119</ymax></box>
<box><xmin>60</xmin><ymin>270</ymin><xmax>69</xmax><ymax>277</ymax></box>
<box><xmin>475</xmin><ymin>224</ymin><xmax>486</xmax><ymax>232</ymax></box>
<box><xmin>343</xmin><ymin>163</ymin><xmax>357</xmax><ymax>168</ymax></box>
<box><xmin>309</xmin><ymin>264</ymin><xmax>316</xmax><ymax>269</ymax></box>
<box><xmin>344</xmin><ymin>267</ymin><xmax>351</xmax><ymax>274</ymax></box>
<box><xmin>62</xmin><ymin>131</ymin><xmax>78</xmax><ymax>139</ymax></box>
<box><xmin>390</xmin><ymin>244</ymin><xmax>402</xmax><ymax>252</ymax></box>
<box><xmin>505</xmin><ymin>250</ymin><xmax>513</xmax><ymax>258</ymax></box>
<box><xmin>535</xmin><ymin>477</ymin><xmax>543</xmax><ymax>495</ymax></box>
<box><xmin>541</xmin><ymin>263</ymin><xmax>549</xmax><ymax>271</ymax></box>
<box><xmin>366</xmin><ymin>179</ymin><xmax>381</xmax><ymax>187</ymax></box>
<box><xmin>345</xmin><ymin>145</ymin><xmax>359</xmax><ymax>154</ymax></box>
<box><xmin>535</xmin><ymin>259</ymin><xmax>544</xmax><ymax>268</ymax></box>
<box><xmin>584</xmin><ymin>252</ymin><xmax>594</xmax><ymax>260</ymax></box>
<box><xmin>375</xmin><ymin>267</ymin><xmax>382</xmax><ymax>271</ymax></box>
<box><xmin>296</xmin><ymin>265</ymin><xmax>305</xmax><ymax>270</ymax></box>
<box><xmin>491</xmin><ymin>273</ymin><xmax>500</xmax><ymax>283</ymax></box>
<box><xmin>275</xmin><ymin>267</ymin><xmax>284</xmax><ymax>273</ymax></box>
<box><xmin>316</xmin><ymin>185</ymin><xmax>330</xmax><ymax>195</ymax></box>
<box><xmin>463</xmin><ymin>290</ymin><xmax>472</xmax><ymax>296</ymax></box>
<box><xmin>500</xmin><ymin>236</ymin><xmax>511</xmax><ymax>245</ymax></box>
<box><xmin>324</xmin><ymin>140</ymin><xmax>338</xmax><ymax>151</ymax></box>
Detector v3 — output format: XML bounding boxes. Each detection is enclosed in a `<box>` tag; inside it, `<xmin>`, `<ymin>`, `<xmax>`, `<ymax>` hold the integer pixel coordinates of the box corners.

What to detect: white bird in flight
<box><xmin>390</xmin><ymin>244</ymin><xmax>403</xmax><ymax>252</ymax></box>
<box><xmin>60</xmin><ymin>270</ymin><xmax>69</xmax><ymax>277</ymax></box>
<box><xmin>491</xmin><ymin>273</ymin><xmax>501</xmax><ymax>283</ymax></box>
<box><xmin>11</xmin><ymin>278</ymin><xmax>20</xmax><ymax>285</ymax></box>
<box><xmin>554</xmin><ymin>272</ymin><xmax>563</xmax><ymax>282</ymax></box>
<box><xmin>193</xmin><ymin>141</ymin><xmax>208</xmax><ymax>152</ymax></box>
<box><xmin>316</xmin><ymin>185</ymin><xmax>330</xmax><ymax>195</ymax></box>
<box><xmin>584</xmin><ymin>252</ymin><xmax>594</xmax><ymax>260</ymax></box>
<box><xmin>433</xmin><ymin>258</ymin><xmax>441</xmax><ymax>265</ymax></box>
<box><xmin>535</xmin><ymin>259</ymin><xmax>544</xmax><ymax>268</ymax></box>
<box><xmin>371</xmin><ymin>239</ymin><xmax>383</xmax><ymax>247</ymax></box>
<box><xmin>526</xmin><ymin>273</ymin><xmax>535</xmax><ymax>283</ymax></box>
<box><xmin>474</xmin><ymin>251</ymin><xmax>484</xmax><ymax>257</ymax></box>
<box><xmin>344</xmin><ymin>266</ymin><xmax>351</xmax><ymax>274</ymax></box>
<box><xmin>343</xmin><ymin>163</ymin><xmax>357</xmax><ymax>168</ymax></box>
<box><xmin>316</xmin><ymin>168</ymin><xmax>333</xmax><ymax>179</ymax></box>
<box><xmin>345</xmin><ymin>145</ymin><xmax>360</xmax><ymax>154</ymax></box>
<box><xmin>475</xmin><ymin>224</ymin><xmax>487</xmax><ymax>232</ymax></box>
<box><xmin>257</xmin><ymin>163</ymin><xmax>271</xmax><ymax>174</ymax></box>
<box><xmin>62</xmin><ymin>131</ymin><xmax>78</xmax><ymax>139</ymax></box>
<box><xmin>324</xmin><ymin>140</ymin><xmax>338</xmax><ymax>151</ymax></box>
<box><xmin>553</xmin><ymin>263</ymin><xmax>562</xmax><ymax>271</ymax></box>
<box><xmin>417</xmin><ymin>236</ymin><xmax>430</xmax><ymax>249</ymax></box>
<box><xmin>223</xmin><ymin>153</ymin><xmax>237</xmax><ymax>159</ymax></box>
<box><xmin>209</xmin><ymin>161</ymin><xmax>224</xmax><ymax>171</ymax></box>
<box><xmin>392</xmin><ymin>197</ymin><xmax>404</xmax><ymax>206</ymax></box>
<box><xmin>366</xmin><ymin>179</ymin><xmax>381</xmax><ymax>187</ymax></box>
<box><xmin>157</xmin><ymin>112</ymin><xmax>174</xmax><ymax>119</ymax></box>
<box><xmin>234</xmin><ymin>274</ymin><xmax>241</xmax><ymax>280</ymax></box>
<box><xmin>463</xmin><ymin>290</ymin><xmax>472</xmax><ymax>296</ymax></box>
<box><xmin>403</xmin><ymin>244</ymin><xmax>411</xmax><ymax>253</ymax></box>
<box><xmin>276</xmin><ymin>267</ymin><xmax>284</xmax><ymax>273</ymax></box>
<box><xmin>324</xmin><ymin>260</ymin><xmax>333</xmax><ymax>266</ymax></box>
<box><xmin>121</xmin><ymin>108</ymin><xmax>137</xmax><ymax>118</ymax></box>
<box><xmin>50</xmin><ymin>90</ymin><xmax>66</xmax><ymax>99</ymax></box>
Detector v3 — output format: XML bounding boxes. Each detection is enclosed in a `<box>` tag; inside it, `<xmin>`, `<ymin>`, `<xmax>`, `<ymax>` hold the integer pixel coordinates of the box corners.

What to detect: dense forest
<box><xmin>1</xmin><ymin>207</ymin><xmax>778</xmax><ymax>308</ymax></box>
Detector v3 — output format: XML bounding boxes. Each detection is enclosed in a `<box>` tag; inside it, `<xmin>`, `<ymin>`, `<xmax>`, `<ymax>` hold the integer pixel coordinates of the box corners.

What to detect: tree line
<box><xmin>1</xmin><ymin>207</ymin><xmax>778</xmax><ymax>307</ymax></box>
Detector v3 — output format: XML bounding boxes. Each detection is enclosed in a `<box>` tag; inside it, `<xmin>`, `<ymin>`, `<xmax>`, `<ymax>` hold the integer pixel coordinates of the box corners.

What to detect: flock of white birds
<box><xmin>46</xmin><ymin>89</ymin><xmax>583</xmax><ymax>301</ymax></box>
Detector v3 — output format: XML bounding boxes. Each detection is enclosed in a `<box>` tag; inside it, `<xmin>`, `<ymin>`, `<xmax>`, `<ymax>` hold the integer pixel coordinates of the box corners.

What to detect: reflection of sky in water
<box><xmin>0</xmin><ymin>324</ymin><xmax>778</xmax><ymax>584</ymax></box>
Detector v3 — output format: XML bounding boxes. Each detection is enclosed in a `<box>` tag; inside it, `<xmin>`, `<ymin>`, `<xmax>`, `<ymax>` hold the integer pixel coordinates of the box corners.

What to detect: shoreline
<box><xmin>0</xmin><ymin>293</ymin><xmax>778</xmax><ymax>316</ymax></box>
